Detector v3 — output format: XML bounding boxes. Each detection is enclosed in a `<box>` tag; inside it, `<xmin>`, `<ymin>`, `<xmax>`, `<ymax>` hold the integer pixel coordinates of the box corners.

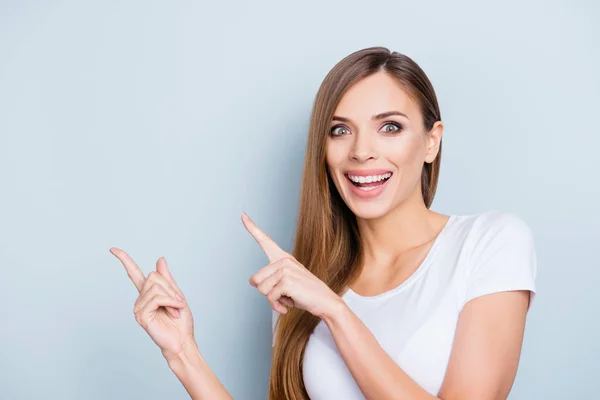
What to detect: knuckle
<box><xmin>281</xmin><ymin>265</ymin><xmax>292</xmax><ymax>274</ymax></box>
<box><xmin>154</xmin><ymin>284</ymin><xmax>167</xmax><ymax>295</ymax></box>
<box><xmin>258</xmin><ymin>285</ymin><xmax>269</xmax><ymax>296</ymax></box>
<box><xmin>145</xmin><ymin>283</ymin><xmax>157</xmax><ymax>294</ymax></box>
<box><xmin>282</xmin><ymin>256</ymin><xmax>295</xmax><ymax>264</ymax></box>
<box><xmin>140</xmin><ymin>279</ymin><xmax>151</xmax><ymax>291</ymax></box>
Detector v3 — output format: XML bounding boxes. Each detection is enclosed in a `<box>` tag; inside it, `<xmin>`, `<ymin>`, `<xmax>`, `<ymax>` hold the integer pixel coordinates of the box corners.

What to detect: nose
<box><xmin>349</xmin><ymin>131</ymin><xmax>378</xmax><ymax>162</ymax></box>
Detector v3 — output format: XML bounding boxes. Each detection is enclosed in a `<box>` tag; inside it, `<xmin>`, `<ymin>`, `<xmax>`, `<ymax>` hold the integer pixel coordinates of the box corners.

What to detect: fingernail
<box><xmin>175</xmin><ymin>293</ymin><xmax>183</xmax><ymax>302</ymax></box>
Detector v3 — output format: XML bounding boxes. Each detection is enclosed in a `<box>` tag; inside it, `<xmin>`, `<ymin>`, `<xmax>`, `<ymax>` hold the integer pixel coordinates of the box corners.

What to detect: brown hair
<box><xmin>268</xmin><ymin>46</ymin><xmax>443</xmax><ymax>399</ymax></box>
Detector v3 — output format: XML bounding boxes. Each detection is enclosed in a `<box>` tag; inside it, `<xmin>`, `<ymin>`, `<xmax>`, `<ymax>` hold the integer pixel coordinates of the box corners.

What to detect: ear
<box><xmin>424</xmin><ymin>121</ymin><xmax>444</xmax><ymax>164</ymax></box>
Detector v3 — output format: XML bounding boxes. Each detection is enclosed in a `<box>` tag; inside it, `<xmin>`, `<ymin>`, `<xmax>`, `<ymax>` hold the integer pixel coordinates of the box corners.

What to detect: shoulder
<box><xmin>458</xmin><ymin>209</ymin><xmax>538</xmax><ymax>307</ymax></box>
<box><xmin>462</xmin><ymin>210</ymin><xmax>535</xmax><ymax>253</ymax></box>
<box><xmin>470</xmin><ymin>209</ymin><xmax>532</xmax><ymax>235</ymax></box>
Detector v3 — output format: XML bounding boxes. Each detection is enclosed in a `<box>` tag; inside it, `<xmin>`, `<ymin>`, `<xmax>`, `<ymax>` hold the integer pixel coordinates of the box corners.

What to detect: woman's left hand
<box><xmin>241</xmin><ymin>212</ymin><xmax>343</xmax><ymax>319</ymax></box>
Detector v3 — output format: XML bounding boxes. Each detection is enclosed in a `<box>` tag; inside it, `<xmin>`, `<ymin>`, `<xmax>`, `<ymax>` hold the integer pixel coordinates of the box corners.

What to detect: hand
<box><xmin>110</xmin><ymin>248</ymin><xmax>196</xmax><ymax>361</ymax></box>
<box><xmin>241</xmin><ymin>213</ymin><xmax>343</xmax><ymax>319</ymax></box>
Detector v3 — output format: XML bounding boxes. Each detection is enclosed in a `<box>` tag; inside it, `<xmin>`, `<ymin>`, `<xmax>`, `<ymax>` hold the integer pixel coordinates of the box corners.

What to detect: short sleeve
<box><xmin>272</xmin><ymin>309</ymin><xmax>280</xmax><ymax>347</ymax></box>
<box><xmin>462</xmin><ymin>211</ymin><xmax>538</xmax><ymax>309</ymax></box>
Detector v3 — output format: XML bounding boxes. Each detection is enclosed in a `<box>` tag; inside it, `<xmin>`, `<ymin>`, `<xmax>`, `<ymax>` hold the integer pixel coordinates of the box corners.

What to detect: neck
<box><xmin>356</xmin><ymin>189</ymin><xmax>444</xmax><ymax>268</ymax></box>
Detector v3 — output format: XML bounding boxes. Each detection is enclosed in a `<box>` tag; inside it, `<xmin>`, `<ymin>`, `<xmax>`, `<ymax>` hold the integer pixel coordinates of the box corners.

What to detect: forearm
<box><xmin>165</xmin><ymin>341</ymin><xmax>233</xmax><ymax>400</ymax></box>
<box><xmin>323</xmin><ymin>301</ymin><xmax>439</xmax><ymax>400</ymax></box>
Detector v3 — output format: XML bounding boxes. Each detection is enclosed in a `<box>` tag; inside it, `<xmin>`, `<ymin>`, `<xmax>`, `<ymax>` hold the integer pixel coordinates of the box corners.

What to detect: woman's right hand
<box><xmin>110</xmin><ymin>247</ymin><xmax>196</xmax><ymax>362</ymax></box>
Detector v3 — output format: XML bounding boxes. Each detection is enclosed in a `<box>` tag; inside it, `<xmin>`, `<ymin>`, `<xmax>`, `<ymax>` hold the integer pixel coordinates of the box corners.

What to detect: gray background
<box><xmin>1</xmin><ymin>1</ymin><xmax>598</xmax><ymax>399</ymax></box>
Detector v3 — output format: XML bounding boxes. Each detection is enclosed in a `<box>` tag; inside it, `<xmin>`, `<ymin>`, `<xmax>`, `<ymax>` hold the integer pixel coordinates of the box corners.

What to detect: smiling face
<box><xmin>325</xmin><ymin>71</ymin><xmax>443</xmax><ymax>220</ymax></box>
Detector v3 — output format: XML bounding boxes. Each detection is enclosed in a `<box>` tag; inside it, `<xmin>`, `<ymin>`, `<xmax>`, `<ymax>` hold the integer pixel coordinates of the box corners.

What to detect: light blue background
<box><xmin>1</xmin><ymin>1</ymin><xmax>598</xmax><ymax>399</ymax></box>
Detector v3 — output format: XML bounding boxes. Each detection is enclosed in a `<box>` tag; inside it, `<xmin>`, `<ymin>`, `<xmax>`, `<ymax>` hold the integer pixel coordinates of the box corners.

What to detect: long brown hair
<box><xmin>268</xmin><ymin>46</ymin><xmax>443</xmax><ymax>400</ymax></box>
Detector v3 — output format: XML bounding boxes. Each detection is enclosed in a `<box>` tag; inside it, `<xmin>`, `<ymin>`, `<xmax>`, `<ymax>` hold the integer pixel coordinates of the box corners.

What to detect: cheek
<box><xmin>325</xmin><ymin>139</ymin><xmax>345</xmax><ymax>170</ymax></box>
<box><xmin>383</xmin><ymin>135</ymin><xmax>424</xmax><ymax>167</ymax></box>
<box><xmin>325</xmin><ymin>141</ymin><xmax>348</xmax><ymax>195</ymax></box>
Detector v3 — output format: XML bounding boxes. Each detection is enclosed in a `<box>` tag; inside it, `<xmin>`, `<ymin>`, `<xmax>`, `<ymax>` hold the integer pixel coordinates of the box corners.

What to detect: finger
<box><xmin>146</xmin><ymin>271</ymin><xmax>183</xmax><ymax>303</ymax></box>
<box><xmin>138</xmin><ymin>294</ymin><xmax>186</xmax><ymax>324</ymax></box>
<box><xmin>110</xmin><ymin>247</ymin><xmax>146</xmax><ymax>292</ymax></box>
<box><xmin>266</xmin><ymin>275</ymin><xmax>294</xmax><ymax>308</ymax></box>
<box><xmin>273</xmin><ymin>301</ymin><xmax>288</xmax><ymax>314</ymax></box>
<box><xmin>136</xmin><ymin>282</ymin><xmax>183</xmax><ymax>319</ymax></box>
<box><xmin>252</xmin><ymin>264</ymin><xmax>294</xmax><ymax>310</ymax></box>
<box><xmin>280</xmin><ymin>296</ymin><xmax>294</xmax><ymax>307</ymax></box>
<box><xmin>257</xmin><ymin>268</ymin><xmax>285</xmax><ymax>295</ymax></box>
<box><xmin>135</xmin><ymin>283</ymin><xmax>164</xmax><ymax>314</ymax></box>
<box><xmin>144</xmin><ymin>271</ymin><xmax>184</xmax><ymax>317</ymax></box>
<box><xmin>135</xmin><ymin>283</ymin><xmax>171</xmax><ymax>317</ymax></box>
<box><xmin>156</xmin><ymin>257</ymin><xmax>185</xmax><ymax>300</ymax></box>
<box><xmin>249</xmin><ymin>257</ymin><xmax>290</xmax><ymax>288</ymax></box>
<box><xmin>267</xmin><ymin>284</ymin><xmax>291</xmax><ymax>314</ymax></box>
<box><xmin>250</xmin><ymin>258</ymin><xmax>297</xmax><ymax>307</ymax></box>
<box><xmin>241</xmin><ymin>213</ymin><xmax>288</xmax><ymax>262</ymax></box>
<box><xmin>257</xmin><ymin>268</ymin><xmax>287</xmax><ymax>311</ymax></box>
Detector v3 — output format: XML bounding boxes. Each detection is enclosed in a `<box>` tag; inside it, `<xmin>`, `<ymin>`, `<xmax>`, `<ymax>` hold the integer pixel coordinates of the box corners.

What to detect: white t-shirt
<box><xmin>271</xmin><ymin>210</ymin><xmax>537</xmax><ymax>399</ymax></box>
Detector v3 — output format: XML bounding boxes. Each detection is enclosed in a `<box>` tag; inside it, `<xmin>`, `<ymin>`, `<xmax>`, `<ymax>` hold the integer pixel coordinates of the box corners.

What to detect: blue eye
<box><xmin>381</xmin><ymin>122</ymin><xmax>402</xmax><ymax>133</ymax></box>
<box><xmin>330</xmin><ymin>125</ymin><xmax>350</xmax><ymax>136</ymax></box>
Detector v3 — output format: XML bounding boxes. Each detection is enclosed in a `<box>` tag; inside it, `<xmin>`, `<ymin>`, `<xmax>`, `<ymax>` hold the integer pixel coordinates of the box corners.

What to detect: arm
<box><xmin>165</xmin><ymin>339</ymin><xmax>234</xmax><ymax>400</ymax></box>
<box><xmin>241</xmin><ymin>213</ymin><xmax>531</xmax><ymax>399</ymax></box>
<box><xmin>323</xmin><ymin>290</ymin><xmax>531</xmax><ymax>400</ymax></box>
<box><xmin>109</xmin><ymin>248</ymin><xmax>234</xmax><ymax>400</ymax></box>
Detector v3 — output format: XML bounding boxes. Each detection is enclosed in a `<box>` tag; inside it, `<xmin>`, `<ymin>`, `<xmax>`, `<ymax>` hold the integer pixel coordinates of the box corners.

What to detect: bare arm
<box><xmin>110</xmin><ymin>248</ymin><xmax>234</xmax><ymax>400</ymax></box>
<box><xmin>165</xmin><ymin>340</ymin><xmax>234</xmax><ymax>400</ymax></box>
<box><xmin>323</xmin><ymin>290</ymin><xmax>531</xmax><ymax>400</ymax></box>
<box><xmin>240</xmin><ymin>213</ymin><xmax>531</xmax><ymax>399</ymax></box>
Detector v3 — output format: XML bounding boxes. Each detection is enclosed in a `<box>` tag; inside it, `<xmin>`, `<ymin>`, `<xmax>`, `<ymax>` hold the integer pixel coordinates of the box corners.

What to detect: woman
<box><xmin>111</xmin><ymin>46</ymin><xmax>537</xmax><ymax>399</ymax></box>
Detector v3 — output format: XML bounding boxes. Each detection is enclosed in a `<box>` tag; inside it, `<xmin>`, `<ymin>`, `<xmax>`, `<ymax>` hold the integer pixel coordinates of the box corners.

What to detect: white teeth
<box><xmin>347</xmin><ymin>172</ymin><xmax>392</xmax><ymax>183</ymax></box>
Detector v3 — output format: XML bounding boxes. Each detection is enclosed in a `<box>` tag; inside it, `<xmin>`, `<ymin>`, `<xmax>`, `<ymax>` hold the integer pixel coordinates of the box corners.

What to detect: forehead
<box><xmin>333</xmin><ymin>71</ymin><xmax>420</xmax><ymax>122</ymax></box>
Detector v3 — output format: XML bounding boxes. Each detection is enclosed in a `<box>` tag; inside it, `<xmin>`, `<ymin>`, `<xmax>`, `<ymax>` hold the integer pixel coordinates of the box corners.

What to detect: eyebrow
<box><xmin>332</xmin><ymin>111</ymin><xmax>409</xmax><ymax>123</ymax></box>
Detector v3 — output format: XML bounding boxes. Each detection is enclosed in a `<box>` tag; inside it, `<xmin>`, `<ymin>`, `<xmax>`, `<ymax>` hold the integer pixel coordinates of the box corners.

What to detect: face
<box><xmin>325</xmin><ymin>71</ymin><xmax>443</xmax><ymax>220</ymax></box>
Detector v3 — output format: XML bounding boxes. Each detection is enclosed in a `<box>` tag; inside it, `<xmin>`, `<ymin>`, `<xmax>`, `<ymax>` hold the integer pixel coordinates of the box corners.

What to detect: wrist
<box><xmin>164</xmin><ymin>337</ymin><xmax>233</xmax><ymax>399</ymax></box>
<box><xmin>164</xmin><ymin>336</ymin><xmax>204</xmax><ymax>370</ymax></box>
<box><xmin>321</xmin><ymin>296</ymin><xmax>350</xmax><ymax>326</ymax></box>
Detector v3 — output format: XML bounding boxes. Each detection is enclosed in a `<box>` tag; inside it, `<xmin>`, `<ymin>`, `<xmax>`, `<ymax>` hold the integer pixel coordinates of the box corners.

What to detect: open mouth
<box><xmin>345</xmin><ymin>172</ymin><xmax>393</xmax><ymax>191</ymax></box>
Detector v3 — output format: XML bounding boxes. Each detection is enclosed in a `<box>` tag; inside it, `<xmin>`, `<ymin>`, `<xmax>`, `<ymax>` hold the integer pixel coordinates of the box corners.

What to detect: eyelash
<box><xmin>329</xmin><ymin>121</ymin><xmax>403</xmax><ymax>137</ymax></box>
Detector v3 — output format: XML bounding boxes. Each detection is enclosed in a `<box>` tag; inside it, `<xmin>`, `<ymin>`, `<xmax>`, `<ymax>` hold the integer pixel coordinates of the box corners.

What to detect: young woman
<box><xmin>111</xmin><ymin>46</ymin><xmax>537</xmax><ymax>400</ymax></box>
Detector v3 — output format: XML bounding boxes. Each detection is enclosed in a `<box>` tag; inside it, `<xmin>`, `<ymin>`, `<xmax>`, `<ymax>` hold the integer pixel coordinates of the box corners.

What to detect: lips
<box><xmin>343</xmin><ymin>169</ymin><xmax>393</xmax><ymax>199</ymax></box>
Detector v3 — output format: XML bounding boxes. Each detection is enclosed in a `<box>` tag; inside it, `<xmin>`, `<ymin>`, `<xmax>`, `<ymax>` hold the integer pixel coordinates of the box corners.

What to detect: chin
<box><xmin>345</xmin><ymin>200</ymin><xmax>395</xmax><ymax>220</ymax></box>
<box><xmin>352</xmin><ymin>208</ymin><xmax>390</xmax><ymax>220</ymax></box>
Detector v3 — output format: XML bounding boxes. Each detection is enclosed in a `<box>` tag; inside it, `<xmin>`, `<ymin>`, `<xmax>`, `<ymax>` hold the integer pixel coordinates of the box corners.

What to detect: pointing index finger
<box><xmin>241</xmin><ymin>213</ymin><xmax>288</xmax><ymax>262</ymax></box>
<box><xmin>110</xmin><ymin>247</ymin><xmax>146</xmax><ymax>292</ymax></box>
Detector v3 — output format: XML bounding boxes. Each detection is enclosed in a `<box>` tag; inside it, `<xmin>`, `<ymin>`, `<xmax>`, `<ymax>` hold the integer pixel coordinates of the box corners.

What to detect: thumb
<box><xmin>280</xmin><ymin>296</ymin><xmax>294</xmax><ymax>307</ymax></box>
<box><xmin>156</xmin><ymin>257</ymin><xmax>185</xmax><ymax>299</ymax></box>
